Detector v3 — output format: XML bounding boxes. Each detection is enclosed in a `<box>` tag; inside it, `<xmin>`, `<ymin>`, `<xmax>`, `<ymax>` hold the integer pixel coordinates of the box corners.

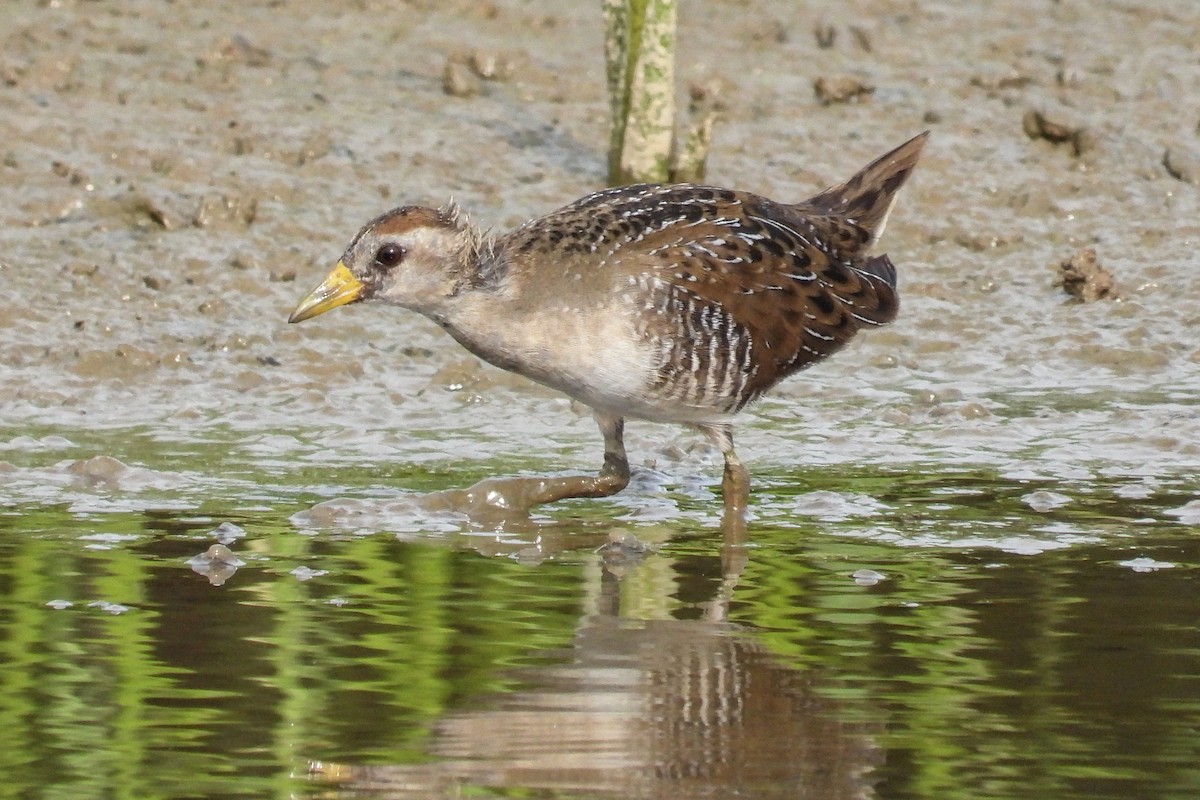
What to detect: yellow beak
<box><xmin>288</xmin><ymin>262</ymin><xmax>365</xmax><ymax>323</ymax></box>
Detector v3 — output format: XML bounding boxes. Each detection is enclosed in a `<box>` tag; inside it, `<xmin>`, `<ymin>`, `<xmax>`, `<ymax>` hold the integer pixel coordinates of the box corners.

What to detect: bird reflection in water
<box><xmin>309</xmin><ymin>529</ymin><xmax>881</xmax><ymax>799</ymax></box>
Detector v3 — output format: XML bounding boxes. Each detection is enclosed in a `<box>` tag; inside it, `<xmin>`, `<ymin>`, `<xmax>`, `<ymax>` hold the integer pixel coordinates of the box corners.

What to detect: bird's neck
<box><xmin>411</xmin><ymin>227</ymin><xmax>509</xmax><ymax>320</ymax></box>
<box><xmin>455</xmin><ymin>227</ymin><xmax>508</xmax><ymax>293</ymax></box>
<box><xmin>423</xmin><ymin>228</ymin><xmax>518</xmax><ymax>346</ymax></box>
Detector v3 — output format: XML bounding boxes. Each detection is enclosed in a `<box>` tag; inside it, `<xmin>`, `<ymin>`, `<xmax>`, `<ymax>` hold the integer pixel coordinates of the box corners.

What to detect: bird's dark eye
<box><xmin>374</xmin><ymin>244</ymin><xmax>405</xmax><ymax>269</ymax></box>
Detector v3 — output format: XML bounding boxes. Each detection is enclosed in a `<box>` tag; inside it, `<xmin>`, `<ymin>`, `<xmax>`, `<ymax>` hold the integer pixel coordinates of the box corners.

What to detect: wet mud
<box><xmin>1</xmin><ymin>0</ymin><xmax>1198</xmax><ymax>529</ymax></box>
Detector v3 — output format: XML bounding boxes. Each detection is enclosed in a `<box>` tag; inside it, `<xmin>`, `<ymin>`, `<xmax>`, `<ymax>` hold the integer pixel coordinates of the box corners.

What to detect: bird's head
<box><xmin>288</xmin><ymin>203</ymin><xmax>474</xmax><ymax>323</ymax></box>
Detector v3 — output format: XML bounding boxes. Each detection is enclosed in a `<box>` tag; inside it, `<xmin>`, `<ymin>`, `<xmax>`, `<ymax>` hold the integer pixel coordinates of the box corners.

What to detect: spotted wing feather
<box><xmin>636</xmin><ymin>195</ymin><xmax>898</xmax><ymax>408</ymax></box>
<box><xmin>498</xmin><ymin>132</ymin><xmax>924</xmax><ymax>414</ymax></box>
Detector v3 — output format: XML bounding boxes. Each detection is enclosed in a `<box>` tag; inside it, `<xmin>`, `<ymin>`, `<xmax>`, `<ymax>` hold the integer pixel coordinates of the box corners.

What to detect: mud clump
<box><xmin>443</xmin><ymin>60</ymin><xmax>481</xmax><ymax>98</ymax></box>
<box><xmin>466</xmin><ymin>50</ymin><xmax>515</xmax><ymax>82</ymax></box>
<box><xmin>1054</xmin><ymin>248</ymin><xmax>1117</xmax><ymax>302</ymax></box>
<box><xmin>1162</xmin><ymin>141</ymin><xmax>1200</xmax><ymax>185</ymax></box>
<box><xmin>443</xmin><ymin>50</ymin><xmax>516</xmax><ymax>97</ymax></box>
<box><xmin>813</xmin><ymin>75</ymin><xmax>873</xmax><ymax>106</ymax></box>
<box><xmin>67</xmin><ymin>455</ymin><xmax>129</xmax><ymax>487</ymax></box>
<box><xmin>1023</xmin><ymin>109</ymin><xmax>1096</xmax><ymax>157</ymax></box>
<box><xmin>187</xmin><ymin>543</ymin><xmax>245</xmax><ymax>587</ymax></box>
<box><xmin>192</xmin><ymin>193</ymin><xmax>259</xmax><ymax>228</ymax></box>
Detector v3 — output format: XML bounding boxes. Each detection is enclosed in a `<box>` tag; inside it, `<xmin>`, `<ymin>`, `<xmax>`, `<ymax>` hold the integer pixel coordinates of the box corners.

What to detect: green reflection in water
<box><xmin>0</xmin><ymin>435</ymin><xmax>1197</xmax><ymax>799</ymax></box>
<box><xmin>0</xmin><ymin>508</ymin><xmax>591</xmax><ymax>799</ymax></box>
<box><xmin>718</xmin><ymin>522</ymin><xmax>1200</xmax><ymax>800</ymax></box>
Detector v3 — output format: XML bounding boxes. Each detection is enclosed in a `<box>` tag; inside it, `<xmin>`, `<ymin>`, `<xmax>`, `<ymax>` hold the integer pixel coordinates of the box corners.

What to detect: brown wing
<box><xmin>501</xmin><ymin>181</ymin><xmax>906</xmax><ymax>414</ymax></box>
<box><xmin>639</xmin><ymin>196</ymin><xmax>898</xmax><ymax>407</ymax></box>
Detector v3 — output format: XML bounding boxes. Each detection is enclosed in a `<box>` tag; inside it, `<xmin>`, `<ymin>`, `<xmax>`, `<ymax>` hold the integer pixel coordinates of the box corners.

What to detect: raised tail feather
<box><xmin>860</xmin><ymin>253</ymin><xmax>897</xmax><ymax>287</ymax></box>
<box><xmin>804</xmin><ymin>131</ymin><xmax>929</xmax><ymax>246</ymax></box>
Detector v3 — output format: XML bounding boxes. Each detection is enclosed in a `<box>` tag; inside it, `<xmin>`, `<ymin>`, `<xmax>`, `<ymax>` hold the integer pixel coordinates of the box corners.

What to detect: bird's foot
<box><xmin>418</xmin><ymin>468</ymin><xmax>630</xmax><ymax>520</ymax></box>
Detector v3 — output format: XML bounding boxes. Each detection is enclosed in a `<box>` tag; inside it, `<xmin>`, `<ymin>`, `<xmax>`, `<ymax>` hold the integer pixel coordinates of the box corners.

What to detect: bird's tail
<box><xmin>803</xmin><ymin>131</ymin><xmax>929</xmax><ymax>246</ymax></box>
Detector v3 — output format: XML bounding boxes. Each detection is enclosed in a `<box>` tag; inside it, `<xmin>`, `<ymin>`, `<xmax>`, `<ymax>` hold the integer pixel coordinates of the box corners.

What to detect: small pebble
<box><xmin>1022</xmin><ymin>109</ymin><xmax>1094</xmax><ymax>157</ymax></box>
<box><xmin>1117</xmin><ymin>557</ymin><xmax>1174</xmax><ymax>573</ymax></box>
<box><xmin>443</xmin><ymin>61</ymin><xmax>481</xmax><ymax>97</ymax></box>
<box><xmin>814</xmin><ymin>22</ymin><xmax>836</xmax><ymax>49</ymax></box>
<box><xmin>216</xmin><ymin>34</ymin><xmax>271</xmax><ymax>67</ymax></box>
<box><xmin>229</xmin><ymin>254</ymin><xmax>258</xmax><ymax>271</ymax></box>
<box><xmin>1022</xmin><ymin>490</ymin><xmax>1072</xmax><ymax>512</ymax></box>
<box><xmin>1163</xmin><ymin>142</ymin><xmax>1200</xmax><ymax>185</ymax></box>
<box><xmin>197</xmin><ymin>543</ymin><xmax>243</xmax><ymax>567</ymax></box>
<box><xmin>198</xmin><ymin>298</ymin><xmax>230</xmax><ymax>315</ymax></box>
<box><xmin>87</xmin><ymin>601</ymin><xmax>131</xmax><ymax>615</ymax></box>
<box><xmin>467</xmin><ymin>50</ymin><xmax>514</xmax><ymax>81</ymax></box>
<box><xmin>291</xmin><ymin>566</ymin><xmax>328</xmax><ymax>581</ymax></box>
<box><xmin>852</xmin><ymin>569</ymin><xmax>885</xmax><ymax>586</ymax></box>
<box><xmin>813</xmin><ymin>75</ymin><xmax>873</xmax><ymax>106</ymax></box>
<box><xmin>187</xmin><ymin>544</ymin><xmax>245</xmax><ymax>587</ymax></box>
<box><xmin>210</xmin><ymin>521</ymin><xmax>247</xmax><ymax>544</ymax></box>
<box><xmin>67</xmin><ymin>454</ymin><xmax>127</xmax><ymax>486</ymax></box>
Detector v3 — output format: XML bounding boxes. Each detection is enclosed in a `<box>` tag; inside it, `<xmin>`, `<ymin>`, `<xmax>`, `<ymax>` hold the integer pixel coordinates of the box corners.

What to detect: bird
<box><xmin>289</xmin><ymin>131</ymin><xmax>928</xmax><ymax>521</ymax></box>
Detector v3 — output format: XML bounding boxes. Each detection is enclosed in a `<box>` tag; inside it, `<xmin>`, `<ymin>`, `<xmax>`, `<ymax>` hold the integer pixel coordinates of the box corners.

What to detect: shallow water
<box><xmin>2</xmin><ymin>0</ymin><xmax>1199</xmax><ymax>798</ymax></box>
<box><xmin>3</xmin><ymin>465</ymin><xmax>1199</xmax><ymax>800</ymax></box>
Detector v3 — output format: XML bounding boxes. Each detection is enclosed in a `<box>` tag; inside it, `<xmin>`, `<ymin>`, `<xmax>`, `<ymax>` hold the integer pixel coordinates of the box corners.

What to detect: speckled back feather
<box><xmin>497</xmin><ymin>132</ymin><xmax>927</xmax><ymax>413</ymax></box>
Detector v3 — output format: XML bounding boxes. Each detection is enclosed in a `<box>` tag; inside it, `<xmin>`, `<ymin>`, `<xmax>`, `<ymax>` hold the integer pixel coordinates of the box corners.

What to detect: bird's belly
<box><xmin>447</xmin><ymin>298</ymin><xmax>736</xmax><ymax>425</ymax></box>
<box><xmin>530</xmin><ymin>344</ymin><xmax>736</xmax><ymax>426</ymax></box>
<box><xmin>553</xmin><ymin>375</ymin><xmax>735</xmax><ymax>425</ymax></box>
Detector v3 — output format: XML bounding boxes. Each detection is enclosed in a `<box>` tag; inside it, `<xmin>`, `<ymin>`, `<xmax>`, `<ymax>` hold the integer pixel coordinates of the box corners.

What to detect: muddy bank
<box><xmin>1</xmin><ymin>0</ymin><xmax>1198</xmax><ymax>492</ymax></box>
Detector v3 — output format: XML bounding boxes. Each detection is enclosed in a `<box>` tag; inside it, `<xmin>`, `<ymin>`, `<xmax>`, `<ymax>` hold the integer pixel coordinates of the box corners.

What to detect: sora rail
<box><xmin>290</xmin><ymin>131</ymin><xmax>928</xmax><ymax>518</ymax></box>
